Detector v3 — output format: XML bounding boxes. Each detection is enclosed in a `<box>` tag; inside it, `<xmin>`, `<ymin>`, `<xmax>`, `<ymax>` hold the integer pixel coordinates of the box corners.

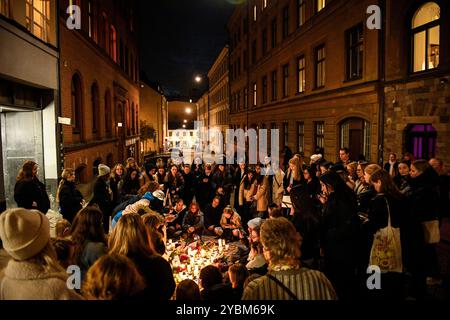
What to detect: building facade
<box><xmin>228</xmin><ymin>0</ymin><xmax>450</xmax><ymax>168</ymax></box>
<box><xmin>60</xmin><ymin>0</ymin><xmax>140</xmax><ymax>183</ymax></box>
<box><xmin>139</xmin><ymin>81</ymin><xmax>168</xmax><ymax>158</ymax></box>
<box><xmin>0</xmin><ymin>0</ymin><xmax>59</xmax><ymax>210</ymax></box>
<box><xmin>208</xmin><ymin>46</ymin><xmax>230</xmax><ymax>139</ymax></box>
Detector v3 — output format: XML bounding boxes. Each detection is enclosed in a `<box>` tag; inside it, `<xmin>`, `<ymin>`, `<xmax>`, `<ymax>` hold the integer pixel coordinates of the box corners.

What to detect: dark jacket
<box><xmin>196</xmin><ymin>173</ymin><xmax>216</xmax><ymax>207</ymax></box>
<box><xmin>89</xmin><ymin>177</ymin><xmax>113</xmax><ymax>225</ymax></box>
<box><xmin>201</xmin><ymin>283</ymin><xmax>234</xmax><ymax>301</ymax></box>
<box><xmin>109</xmin><ymin>175</ymin><xmax>123</xmax><ymax>206</ymax></box>
<box><xmin>384</xmin><ymin>161</ymin><xmax>399</xmax><ymax>177</ymax></box>
<box><xmin>181</xmin><ymin>171</ymin><xmax>196</xmax><ymax>204</ymax></box>
<box><xmin>182</xmin><ymin>211</ymin><xmax>204</xmax><ymax>233</ymax></box>
<box><xmin>407</xmin><ymin>167</ymin><xmax>440</xmax><ymax>223</ymax></box>
<box><xmin>14</xmin><ymin>178</ymin><xmax>50</xmax><ymax>213</ymax></box>
<box><xmin>58</xmin><ymin>180</ymin><xmax>83</xmax><ymax>222</ymax></box>
<box><xmin>203</xmin><ymin>203</ymin><xmax>223</xmax><ymax>228</ymax></box>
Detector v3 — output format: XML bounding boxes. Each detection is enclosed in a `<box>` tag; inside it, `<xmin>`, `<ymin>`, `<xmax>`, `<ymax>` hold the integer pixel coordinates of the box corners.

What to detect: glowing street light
<box><xmin>195</xmin><ymin>76</ymin><xmax>202</xmax><ymax>83</ymax></box>
<box><xmin>182</xmin><ymin>124</ymin><xmax>186</xmax><ymax>128</ymax></box>
<box><xmin>185</xmin><ymin>107</ymin><xmax>192</xmax><ymax>114</ymax></box>
<box><xmin>184</xmin><ymin>119</ymin><xmax>187</xmax><ymax>123</ymax></box>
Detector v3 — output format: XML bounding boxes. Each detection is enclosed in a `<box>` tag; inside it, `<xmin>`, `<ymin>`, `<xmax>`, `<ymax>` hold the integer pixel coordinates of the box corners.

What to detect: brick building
<box><xmin>60</xmin><ymin>0</ymin><xmax>140</xmax><ymax>183</ymax></box>
<box><xmin>228</xmin><ymin>0</ymin><xmax>450</xmax><ymax>168</ymax></box>
<box><xmin>208</xmin><ymin>46</ymin><xmax>230</xmax><ymax>139</ymax></box>
<box><xmin>0</xmin><ymin>0</ymin><xmax>59</xmax><ymax>209</ymax></box>
<box><xmin>139</xmin><ymin>81</ymin><xmax>168</xmax><ymax>158</ymax></box>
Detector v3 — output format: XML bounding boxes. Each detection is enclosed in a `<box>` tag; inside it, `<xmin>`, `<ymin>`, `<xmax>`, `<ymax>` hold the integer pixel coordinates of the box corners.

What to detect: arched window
<box><xmin>105</xmin><ymin>90</ymin><xmax>112</xmax><ymax>137</ymax></box>
<box><xmin>71</xmin><ymin>74</ymin><xmax>83</xmax><ymax>135</ymax></box>
<box><xmin>110</xmin><ymin>25</ymin><xmax>117</xmax><ymax>62</ymax></box>
<box><xmin>101</xmin><ymin>12</ymin><xmax>108</xmax><ymax>52</ymax></box>
<box><xmin>411</xmin><ymin>2</ymin><xmax>440</xmax><ymax>72</ymax></box>
<box><xmin>91</xmin><ymin>83</ymin><xmax>100</xmax><ymax>135</ymax></box>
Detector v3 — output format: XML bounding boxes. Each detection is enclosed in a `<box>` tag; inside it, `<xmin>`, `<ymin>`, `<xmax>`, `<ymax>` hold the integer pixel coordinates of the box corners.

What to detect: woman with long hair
<box><xmin>142</xmin><ymin>211</ymin><xmax>167</xmax><ymax>255</ymax></box>
<box><xmin>283</xmin><ymin>157</ymin><xmax>304</xmax><ymax>195</ymax></box>
<box><xmin>108</xmin><ymin>213</ymin><xmax>175</xmax><ymax>300</ymax></box>
<box><xmin>119</xmin><ymin>168</ymin><xmax>141</xmax><ymax>202</ymax></box>
<box><xmin>82</xmin><ymin>254</ymin><xmax>146</xmax><ymax>300</ymax></box>
<box><xmin>239</xmin><ymin>168</ymin><xmax>257</xmax><ymax>227</ymax></box>
<box><xmin>0</xmin><ymin>208</ymin><xmax>82</xmax><ymax>299</ymax></box>
<box><xmin>71</xmin><ymin>206</ymin><xmax>107</xmax><ymax>279</ymax></box>
<box><xmin>109</xmin><ymin>164</ymin><xmax>125</xmax><ymax>206</ymax></box>
<box><xmin>393</xmin><ymin>161</ymin><xmax>411</xmax><ymax>193</ymax></box>
<box><xmin>319</xmin><ymin>171</ymin><xmax>360</xmax><ymax>300</ymax></box>
<box><xmin>406</xmin><ymin>160</ymin><xmax>441</xmax><ymax>298</ymax></box>
<box><xmin>363</xmin><ymin>169</ymin><xmax>405</xmax><ymax>300</ymax></box>
<box><xmin>56</xmin><ymin>169</ymin><xmax>84</xmax><ymax>223</ymax></box>
<box><xmin>182</xmin><ymin>202</ymin><xmax>205</xmax><ymax>237</ymax></box>
<box><xmin>14</xmin><ymin>160</ymin><xmax>50</xmax><ymax>214</ymax></box>
<box><xmin>164</xmin><ymin>165</ymin><xmax>185</xmax><ymax>204</ymax></box>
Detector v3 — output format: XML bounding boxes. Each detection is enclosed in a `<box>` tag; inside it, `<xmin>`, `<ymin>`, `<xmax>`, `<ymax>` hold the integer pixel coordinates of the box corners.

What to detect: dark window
<box><xmin>71</xmin><ymin>74</ymin><xmax>83</xmax><ymax>134</ymax></box>
<box><xmin>271</xmin><ymin>18</ymin><xmax>277</xmax><ymax>49</ymax></box>
<box><xmin>243</xmin><ymin>50</ymin><xmax>248</xmax><ymax>71</ymax></box>
<box><xmin>110</xmin><ymin>25</ymin><xmax>117</xmax><ymax>62</ymax></box>
<box><xmin>271</xmin><ymin>70</ymin><xmax>278</xmax><ymax>101</ymax></box>
<box><xmin>282</xmin><ymin>64</ymin><xmax>289</xmax><ymax>97</ymax></box>
<box><xmin>237</xmin><ymin>91</ymin><xmax>241</xmax><ymax>110</ymax></box>
<box><xmin>91</xmin><ymin>83</ymin><xmax>99</xmax><ymax>134</ymax></box>
<box><xmin>346</xmin><ymin>24</ymin><xmax>364</xmax><ymax>80</ymax></box>
<box><xmin>282</xmin><ymin>6</ymin><xmax>289</xmax><ymax>39</ymax></box>
<box><xmin>283</xmin><ymin>122</ymin><xmax>289</xmax><ymax>147</ymax></box>
<box><xmin>262</xmin><ymin>28</ymin><xmax>268</xmax><ymax>56</ymax></box>
<box><xmin>105</xmin><ymin>90</ymin><xmax>112</xmax><ymax>137</ymax></box>
<box><xmin>315</xmin><ymin>45</ymin><xmax>326</xmax><ymax>88</ymax></box>
<box><xmin>297</xmin><ymin>122</ymin><xmax>304</xmax><ymax>153</ymax></box>
<box><xmin>297</xmin><ymin>56</ymin><xmax>306</xmax><ymax>93</ymax></box>
<box><xmin>244</xmin><ymin>87</ymin><xmax>248</xmax><ymax>109</ymax></box>
<box><xmin>262</xmin><ymin>75</ymin><xmax>268</xmax><ymax>104</ymax></box>
<box><xmin>405</xmin><ymin>124</ymin><xmax>437</xmax><ymax>160</ymax></box>
<box><xmin>243</xmin><ymin>17</ymin><xmax>248</xmax><ymax>35</ymax></box>
<box><xmin>314</xmin><ymin>121</ymin><xmax>325</xmax><ymax>153</ymax></box>
<box><xmin>252</xmin><ymin>40</ymin><xmax>257</xmax><ymax>64</ymax></box>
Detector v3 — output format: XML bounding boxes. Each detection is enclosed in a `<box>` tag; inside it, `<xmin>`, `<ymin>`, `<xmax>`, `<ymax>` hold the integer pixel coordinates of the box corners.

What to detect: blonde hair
<box><xmin>260</xmin><ymin>217</ymin><xmax>302</xmax><ymax>268</ymax></box>
<box><xmin>56</xmin><ymin>169</ymin><xmax>75</xmax><ymax>203</ymax></box>
<box><xmin>28</xmin><ymin>241</ymin><xmax>66</xmax><ymax>275</ymax></box>
<box><xmin>110</xmin><ymin>164</ymin><xmax>125</xmax><ymax>179</ymax></box>
<box><xmin>82</xmin><ymin>254</ymin><xmax>145</xmax><ymax>300</ymax></box>
<box><xmin>288</xmin><ymin>157</ymin><xmax>302</xmax><ymax>181</ymax></box>
<box><xmin>364</xmin><ymin>164</ymin><xmax>382</xmax><ymax>177</ymax></box>
<box><xmin>55</xmin><ymin>219</ymin><xmax>71</xmax><ymax>238</ymax></box>
<box><xmin>108</xmin><ymin>213</ymin><xmax>154</xmax><ymax>257</ymax></box>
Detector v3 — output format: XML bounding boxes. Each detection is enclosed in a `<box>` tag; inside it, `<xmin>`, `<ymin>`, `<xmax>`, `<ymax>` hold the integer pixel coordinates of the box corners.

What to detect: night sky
<box><xmin>137</xmin><ymin>0</ymin><xmax>237</xmax><ymax>99</ymax></box>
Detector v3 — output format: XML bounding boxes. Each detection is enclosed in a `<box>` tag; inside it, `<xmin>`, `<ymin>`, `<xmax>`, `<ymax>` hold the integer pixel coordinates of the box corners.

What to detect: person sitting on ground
<box><xmin>82</xmin><ymin>254</ymin><xmax>146</xmax><ymax>300</ymax></box>
<box><xmin>176</xmin><ymin>279</ymin><xmax>201</xmax><ymax>301</ymax></box>
<box><xmin>182</xmin><ymin>202</ymin><xmax>205</xmax><ymax>238</ymax></box>
<box><xmin>111</xmin><ymin>199</ymin><xmax>152</xmax><ymax>229</ymax></box>
<box><xmin>203</xmin><ymin>197</ymin><xmax>223</xmax><ymax>236</ymax></box>
<box><xmin>246</xmin><ymin>241</ymin><xmax>268</xmax><ymax>275</ymax></box>
<box><xmin>228</xmin><ymin>263</ymin><xmax>249</xmax><ymax>300</ymax></box>
<box><xmin>268</xmin><ymin>208</ymin><xmax>283</xmax><ymax>219</ymax></box>
<box><xmin>242</xmin><ymin>217</ymin><xmax>337</xmax><ymax>300</ymax></box>
<box><xmin>166</xmin><ymin>199</ymin><xmax>187</xmax><ymax>238</ymax></box>
<box><xmin>0</xmin><ymin>208</ymin><xmax>82</xmax><ymax>300</ymax></box>
<box><xmin>216</xmin><ymin>206</ymin><xmax>243</xmax><ymax>241</ymax></box>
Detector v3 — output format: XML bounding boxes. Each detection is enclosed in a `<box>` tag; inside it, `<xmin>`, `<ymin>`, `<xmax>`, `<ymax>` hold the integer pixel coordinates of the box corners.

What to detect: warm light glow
<box><xmin>185</xmin><ymin>108</ymin><xmax>192</xmax><ymax>114</ymax></box>
<box><xmin>117</xmin><ymin>122</ymin><xmax>123</xmax><ymax>127</ymax></box>
<box><xmin>184</xmin><ymin>119</ymin><xmax>187</xmax><ymax>123</ymax></box>
<box><xmin>195</xmin><ymin>76</ymin><xmax>202</xmax><ymax>83</ymax></box>
<box><xmin>182</xmin><ymin>124</ymin><xmax>186</xmax><ymax>128</ymax></box>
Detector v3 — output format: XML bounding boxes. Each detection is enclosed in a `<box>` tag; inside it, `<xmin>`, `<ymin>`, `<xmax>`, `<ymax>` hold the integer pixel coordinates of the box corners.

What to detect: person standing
<box><xmin>89</xmin><ymin>164</ymin><xmax>113</xmax><ymax>233</ymax></box>
<box><xmin>109</xmin><ymin>164</ymin><xmax>125</xmax><ymax>207</ymax></box>
<box><xmin>56</xmin><ymin>169</ymin><xmax>84</xmax><ymax>223</ymax></box>
<box><xmin>181</xmin><ymin>164</ymin><xmax>195</xmax><ymax>206</ymax></box>
<box><xmin>384</xmin><ymin>153</ymin><xmax>399</xmax><ymax>177</ymax></box>
<box><xmin>271</xmin><ymin>161</ymin><xmax>285</xmax><ymax>207</ymax></box>
<box><xmin>429</xmin><ymin>158</ymin><xmax>450</xmax><ymax>221</ymax></box>
<box><xmin>14</xmin><ymin>161</ymin><xmax>50</xmax><ymax>214</ymax></box>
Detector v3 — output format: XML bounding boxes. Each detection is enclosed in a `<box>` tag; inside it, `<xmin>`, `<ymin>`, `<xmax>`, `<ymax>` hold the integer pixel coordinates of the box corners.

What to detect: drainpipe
<box><xmin>56</xmin><ymin>0</ymin><xmax>63</xmax><ymax>177</ymax></box>
<box><xmin>377</xmin><ymin>0</ymin><xmax>386</xmax><ymax>165</ymax></box>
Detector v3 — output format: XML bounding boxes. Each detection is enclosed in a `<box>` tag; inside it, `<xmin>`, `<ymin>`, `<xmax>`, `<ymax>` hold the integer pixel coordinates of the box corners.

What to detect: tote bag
<box><xmin>369</xmin><ymin>197</ymin><xmax>403</xmax><ymax>273</ymax></box>
<box><xmin>422</xmin><ymin>220</ymin><xmax>440</xmax><ymax>244</ymax></box>
<box><xmin>281</xmin><ymin>195</ymin><xmax>292</xmax><ymax>208</ymax></box>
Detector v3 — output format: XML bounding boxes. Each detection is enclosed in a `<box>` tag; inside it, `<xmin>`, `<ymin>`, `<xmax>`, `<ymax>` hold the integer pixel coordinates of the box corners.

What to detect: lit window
<box><xmin>298</xmin><ymin>0</ymin><xmax>306</xmax><ymax>27</ymax></box>
<box><xmin>253</xmin><ymin>83</ymin><xmax>257</xmax><ymax>107</ymax></box>
<box><xmin>316</xmin><ymin>0</ymin><xmax>326</xmax><ymax>13</ymax></box>
<box><xmin>412</xmin><ymin>2</ymin><xmax>440</xmax><ymax>72</ymax></box>
<box><xmin>346</xmin><ymin>24</ymin><xmax>364</xmax><ymax>80</ymax></box>
<box><xmin>297</xmin><ymin>56</ymin><xmax>306</xmax><ymax>93</ymax></box>
<box><xmin>253</xmin><ymin>5</ymin><xmax>257</xmax><ymax>21</ymax></box>
<box><xmin>25</xmin><ymin>0</ymin><xmax>51</xmax><ymax>42</ymax></box>
<box><xmin>263</xmin><ymin>0</ymin><xmax>268</xmax><ymax>9</ymax></box>
<box><xmin>110</xmin><ymin>26</ymin><xmax>117</xmax><ymax>62</ymax></box>
<box><xmin>315</xmin><ymin>45</ymin><xmax>326</xmax><ymax>88</ymax></box>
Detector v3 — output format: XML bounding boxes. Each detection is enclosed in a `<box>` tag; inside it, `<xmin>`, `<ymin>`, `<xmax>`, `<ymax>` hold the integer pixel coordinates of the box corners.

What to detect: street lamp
<box><xmin>184</xmin><ymin>119</ymin><xmax>187</xmax><ymax>123</ymax></box>
<box><xmin>195</xmin><ymin>76</ymin><xmax>202</xmax><ymax>83</ymax></box>
<box><xmin>185</xmin><ymin>107</ymin><xmax>192</xmax><ymax>114</ymax></box>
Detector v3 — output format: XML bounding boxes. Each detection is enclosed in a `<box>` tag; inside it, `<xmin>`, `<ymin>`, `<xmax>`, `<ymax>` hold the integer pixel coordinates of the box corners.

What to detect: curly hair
<box><xmin>82</xmin><ymin>254</ymin><xmax>145</xmax><ymax>300</ymax></box>
<box><xmin>16</xmin><ymin>160</ymin><xmax>37</xmax><ymax>181</ymax></box>
<box><xmin>71</xmin><ymin>206</ymin><xmax>107</xmax><ymax>265</ymax></box>
<box><xmin>260</xmin><ymin>217</ymin><xmax>302</xmax><ymax>268</ymax></box>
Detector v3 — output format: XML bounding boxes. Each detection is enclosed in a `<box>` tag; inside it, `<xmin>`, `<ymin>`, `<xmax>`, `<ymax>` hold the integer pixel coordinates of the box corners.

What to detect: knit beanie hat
<box><xmin>98</xmin><ymin>164</ymin><xmax>111</xmax><ymax>177</ymax></box>
<box><xmin>0</xmin><ymin>208</ymin><xmax>50</xmax><ymax>260</ymax></box>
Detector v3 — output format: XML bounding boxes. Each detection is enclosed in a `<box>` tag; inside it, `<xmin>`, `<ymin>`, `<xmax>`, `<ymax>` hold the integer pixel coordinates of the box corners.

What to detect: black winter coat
<box><xmin>407</xmin><ymin>167</ymin><xmax>440</xmax><ymax>223</ymax></box>
<box><xmin>58</xmin><ymin>180</ymin><xmax>83</xmax><ymax>222</ymax></box>
<box><xmin>14</xmin><ymin>178</ymin><xmax>50</xmax><ymax>214</ymax></box>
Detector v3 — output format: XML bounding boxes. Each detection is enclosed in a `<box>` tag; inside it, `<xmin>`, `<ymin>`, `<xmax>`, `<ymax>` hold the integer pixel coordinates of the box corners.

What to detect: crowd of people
<box><xmin>0</xmin><ymin>148</ymin><xmax>448</xmax><ymax>301</ymax></box>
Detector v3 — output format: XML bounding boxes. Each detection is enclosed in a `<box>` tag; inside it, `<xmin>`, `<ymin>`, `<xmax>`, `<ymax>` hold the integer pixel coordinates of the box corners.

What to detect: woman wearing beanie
<box><xmin>56</xmin><ymin>169</ymin><xmax>85</xmax><ymax>223</ymax></box>
<box><xmin>14</xmin><ymin>161</ymin><xmax>50</xmax><ymax>214</ymax></box>
<box><xmin>0</xmin><ymin>208</ymin><xmax>83</xmax><ymax>300</ymax></box>
<box><xmin>89</xmin><ymin>164</ymin><xmax>113</xmax><ymax>233</ymax></box>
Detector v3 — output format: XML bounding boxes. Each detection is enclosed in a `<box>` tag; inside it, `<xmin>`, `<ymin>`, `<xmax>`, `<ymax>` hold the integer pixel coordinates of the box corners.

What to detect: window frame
<box><xmin>315</xmin><ymin>44</ymin><xmax>326</xmax><ymax>89</ymax></box>
<box><xmin>297</xmin><ymin>55</ymin><xmax>306</xmax><ymax>93</ymax></box>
